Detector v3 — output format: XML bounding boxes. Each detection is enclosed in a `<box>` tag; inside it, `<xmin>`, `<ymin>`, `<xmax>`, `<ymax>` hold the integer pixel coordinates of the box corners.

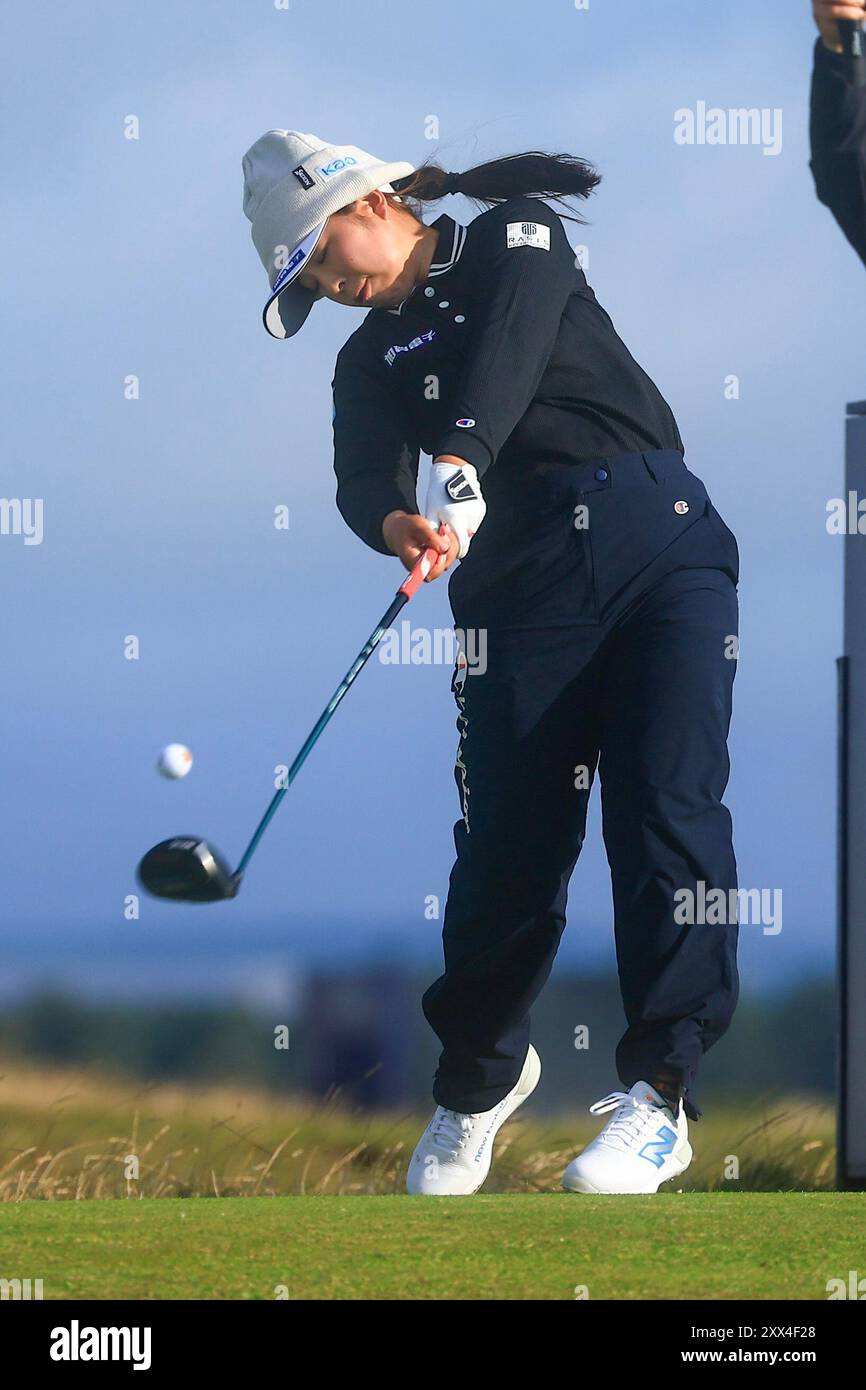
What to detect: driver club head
<box><xmin>136</xmin><ymin>837</ymin><xmax>241</xmax><ymax>903</ymax></box>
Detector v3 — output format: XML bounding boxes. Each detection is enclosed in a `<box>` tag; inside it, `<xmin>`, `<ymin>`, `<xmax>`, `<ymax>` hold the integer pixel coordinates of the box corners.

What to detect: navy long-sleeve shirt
<box><xmin>810</xmin><ymin>36</ymin><xmax>866</xmax><ymax>267</ymax></box>
<box><xmin>331</xmin><ymin>195</ymin><xmax>683</xmax><ymax>554</ymax></box>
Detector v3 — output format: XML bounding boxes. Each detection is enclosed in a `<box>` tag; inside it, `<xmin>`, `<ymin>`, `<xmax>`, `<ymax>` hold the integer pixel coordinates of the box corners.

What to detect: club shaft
<box><xmin>232</xmin><ymin>523</ymin><xmax>447</xmax><ymax>884</ymax></box>
<box><xmin>234</xmin><ymin>589</ymin><xmax>410</xmax><ymax>877</ymax></box>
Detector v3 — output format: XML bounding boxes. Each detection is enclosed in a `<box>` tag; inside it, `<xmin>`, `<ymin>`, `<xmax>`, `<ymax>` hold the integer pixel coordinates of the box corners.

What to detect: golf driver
<box><xmin>137</xmin><ymin>525</ymin><xmax>449</xmax><ymax>903</ymax></box>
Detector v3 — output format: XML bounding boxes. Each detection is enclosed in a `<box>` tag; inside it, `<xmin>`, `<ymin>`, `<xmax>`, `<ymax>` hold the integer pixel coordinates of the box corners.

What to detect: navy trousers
<box><xmin>423</xmin><ymin>450</ymin><xmax>740</xmax><ymax>1122</ymax></box>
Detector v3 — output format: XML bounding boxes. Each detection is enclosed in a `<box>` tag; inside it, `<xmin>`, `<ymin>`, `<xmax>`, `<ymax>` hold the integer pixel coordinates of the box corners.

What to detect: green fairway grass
<box><xmin>0</xmin><ymin>1193</ymin><xmax>859</xmax><ymax>1300</ymax></box>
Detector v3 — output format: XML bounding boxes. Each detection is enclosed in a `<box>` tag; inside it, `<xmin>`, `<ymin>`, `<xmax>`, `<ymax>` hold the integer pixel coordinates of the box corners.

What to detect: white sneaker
<box><xmin>406</xmin><ymin>1044</ymin><xmax>541</xmax><ymax>1195</ymax></box>
<box><xmin>561</xmin><ymin>1080</ymin><xmax>693</xmax><ymax>1194</ymax></box>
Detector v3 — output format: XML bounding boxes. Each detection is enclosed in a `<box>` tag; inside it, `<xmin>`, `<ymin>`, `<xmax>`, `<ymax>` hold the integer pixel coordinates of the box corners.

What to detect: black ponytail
<box><xmin>388</xmin><ymin>151</ymin><xmax>602</xmax><ymax>225</ymax></box>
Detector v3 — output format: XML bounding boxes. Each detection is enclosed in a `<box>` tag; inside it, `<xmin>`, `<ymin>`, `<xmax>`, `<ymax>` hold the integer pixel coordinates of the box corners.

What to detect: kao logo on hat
<box><xmin>455</xmin><ymin>418</ymin><xmax>476</xmax><ymax>428</ymax></box>
<box><xmin>674</xmin><ymin>499</ymin><xmax>689</xmax><ymax>514</ymax></box>
<box><xmin>317</xmin><ymin>155</ymin><xmax>359</xmax><ymax>178</ymax></box>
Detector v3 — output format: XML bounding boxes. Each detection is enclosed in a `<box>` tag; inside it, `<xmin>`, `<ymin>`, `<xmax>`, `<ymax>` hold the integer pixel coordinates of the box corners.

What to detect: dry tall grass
<box><xmin>0</xmin><ymin>1055</ymin><xmax>836</xmax><ymax>1199</ymax></box>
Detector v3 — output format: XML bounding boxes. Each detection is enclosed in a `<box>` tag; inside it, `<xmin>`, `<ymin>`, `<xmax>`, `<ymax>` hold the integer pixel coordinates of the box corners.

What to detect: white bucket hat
<box><xmin>242</xmin><ymin>130</ymin><xmax>417</xmax><ymax>339</ymax></box>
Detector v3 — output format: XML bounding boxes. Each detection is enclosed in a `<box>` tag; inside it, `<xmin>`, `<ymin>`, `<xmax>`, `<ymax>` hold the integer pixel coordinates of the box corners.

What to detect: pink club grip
<box><xmin>397</xmin><ymin>523</ymin><xmax>449</xmax><ymax>601</ymax></box>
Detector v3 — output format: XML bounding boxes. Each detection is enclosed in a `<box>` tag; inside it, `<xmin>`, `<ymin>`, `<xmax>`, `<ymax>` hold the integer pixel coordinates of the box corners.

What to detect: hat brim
<box><xmin>262</xmin><ymin>220</ymin><xmax>327</xmax><ymax>339</ymax></box>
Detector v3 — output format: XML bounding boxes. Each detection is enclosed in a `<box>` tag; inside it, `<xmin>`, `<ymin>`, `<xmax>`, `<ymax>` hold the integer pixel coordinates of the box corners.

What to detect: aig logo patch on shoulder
<box><xmin>506</xmin><ymin>221</ymin><xmax>551</xmax><ymax>251</ymax></box>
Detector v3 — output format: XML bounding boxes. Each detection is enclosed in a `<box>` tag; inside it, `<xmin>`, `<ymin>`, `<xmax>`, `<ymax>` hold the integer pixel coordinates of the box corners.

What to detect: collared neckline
<box><xmin>386</xmin><ymin>212</ymin><xmax>467</xmax><ymax>316</ymax></box>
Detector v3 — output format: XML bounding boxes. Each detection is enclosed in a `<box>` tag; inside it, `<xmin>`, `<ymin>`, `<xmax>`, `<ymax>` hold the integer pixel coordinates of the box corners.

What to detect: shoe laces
<box><xmin>588</xmin><ymin>1091</ymin><xmax>672</xmax><ymax>1152</ymax></box>
<box><xmin>431</xmin><ymin>1108</ymin><xmax>476</xmax><ymax>1156</ymax></box>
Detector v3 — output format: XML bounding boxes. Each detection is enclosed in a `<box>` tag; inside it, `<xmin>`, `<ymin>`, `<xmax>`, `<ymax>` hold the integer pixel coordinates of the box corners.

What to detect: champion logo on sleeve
<box><xmin>506</xmin><ymin>221</ymin><xmax>550</xmax><ymax>251</ymax></box>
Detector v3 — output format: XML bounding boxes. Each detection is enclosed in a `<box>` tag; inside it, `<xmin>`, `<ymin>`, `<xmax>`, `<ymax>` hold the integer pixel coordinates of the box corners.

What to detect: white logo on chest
<box><xmin>506</xmin><ymin>221</ymin><xmax>551</xmax><ymax>250</ymax></box>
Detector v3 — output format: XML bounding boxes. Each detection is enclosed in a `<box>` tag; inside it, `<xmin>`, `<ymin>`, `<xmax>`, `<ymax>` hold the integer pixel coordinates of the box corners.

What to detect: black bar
<box><xmin>836</xmin><ymin>655</ymin><xmax>858</xmax><ymax>1187</ymax></box>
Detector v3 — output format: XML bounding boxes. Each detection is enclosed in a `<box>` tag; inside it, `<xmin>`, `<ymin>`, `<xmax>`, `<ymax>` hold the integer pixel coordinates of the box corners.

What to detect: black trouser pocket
<box><xmin>583</xmin><ymin>454</ymin><xmax>713</xmax><ymax>615</ymax></box>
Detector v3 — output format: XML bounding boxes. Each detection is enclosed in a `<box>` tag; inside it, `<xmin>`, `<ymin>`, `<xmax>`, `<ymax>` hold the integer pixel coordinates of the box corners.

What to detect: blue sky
<box><xmin>1</xmin><ymin>0</ymin><xmax>862</xmax><ymax>998</ymax></box>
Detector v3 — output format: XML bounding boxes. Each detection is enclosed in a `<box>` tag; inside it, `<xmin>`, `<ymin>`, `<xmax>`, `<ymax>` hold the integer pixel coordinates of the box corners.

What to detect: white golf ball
<box><xmin>157</xmin><ymin>743</ymin><xmax>193</xmax><ymax>779</ymax></box>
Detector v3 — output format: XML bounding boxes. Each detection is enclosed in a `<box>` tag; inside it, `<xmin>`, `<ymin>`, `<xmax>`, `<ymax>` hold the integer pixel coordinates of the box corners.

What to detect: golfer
<box><xmin>242</xmin><ymin>131</ymin><xmax>741</xmax><ymax>1195</ymax></box>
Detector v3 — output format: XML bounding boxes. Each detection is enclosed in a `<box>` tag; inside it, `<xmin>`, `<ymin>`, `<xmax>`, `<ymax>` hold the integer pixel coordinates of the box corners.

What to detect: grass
<box><xmin>0</xmin><ymin>1056</ymin><xmax>837</xmax><ymax>1199</ymax></box>
<box><xmin>0</xmin><ymin>1193</ymin><xmax>859</xmax><ymax>1300</ymax></box>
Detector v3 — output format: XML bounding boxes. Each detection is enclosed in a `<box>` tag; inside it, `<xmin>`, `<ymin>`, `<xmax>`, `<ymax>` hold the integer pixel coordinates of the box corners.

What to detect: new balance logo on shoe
<box><xmin>638</xmin><ymin>1125</ymin><xmax>678</xmax><ymax>1168</ymax></box>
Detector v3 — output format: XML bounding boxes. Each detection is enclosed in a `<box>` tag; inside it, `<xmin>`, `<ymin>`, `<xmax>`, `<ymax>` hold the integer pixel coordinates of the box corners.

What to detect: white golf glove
<box><xmin>425</xmin><ymin>460</ymin><xmax>487</xmax><ymax>559</ymax></box>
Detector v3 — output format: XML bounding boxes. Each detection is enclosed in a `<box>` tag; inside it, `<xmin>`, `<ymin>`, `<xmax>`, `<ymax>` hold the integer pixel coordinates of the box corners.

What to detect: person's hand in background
<box><xmin>809</xmin><ymin>0</ymin><xmax>866</xmax><ymax>264</ymax></box>
<box><xmin>813</xmin><ymin>0</ymin><xmax>866</xmax><ymax>53</ymax></box>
